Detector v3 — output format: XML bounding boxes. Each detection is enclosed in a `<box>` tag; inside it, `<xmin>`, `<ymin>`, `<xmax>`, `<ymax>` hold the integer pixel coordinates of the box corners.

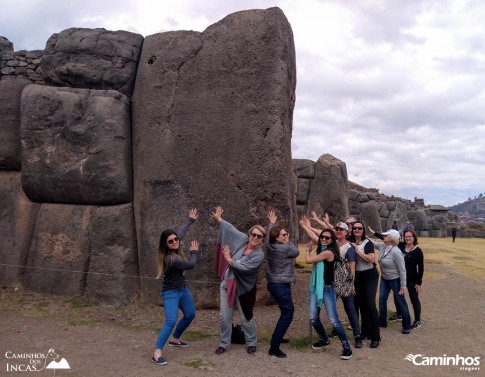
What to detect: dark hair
<box><xmin>350</xmin><ymin>221</ymin><xmax>367</xmax><ymax>241</ymax></box>
<box><xmin>317</xmin><ymin>228</ymin><xmax>340</xmax><ymax>260</ymax></box>
<box><xmin>269</xmin><ymin>225</ymin><xmax>286</xmax><ymax>244</ymax></box>
<box><xmin>403</xmin><ymin>229</ymin><xmax>418</xmax><ymax>245</ymax></box>
<box><xmin>156</xmin><ymin>229</ymin><xmax>187</xmax><ymax>278</ymax></box>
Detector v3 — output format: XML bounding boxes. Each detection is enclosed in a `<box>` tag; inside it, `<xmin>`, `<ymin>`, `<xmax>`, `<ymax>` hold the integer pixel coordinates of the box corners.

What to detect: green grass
<box><xmin>68</xmin><ymin>297</ymin><xmax>99</xmax><ymax>308</ymax></box>
<box><xmin>184</xmin><ymin>358</ymin><xmax>215</xmax><ymax>369</ymax></box>
<box><xmin>298</xmin><ymin>237</ymin><xmax>485</xmax><ymax>280</ymax></box>
<box><xmin>181</xmin><ymin>330</ymin><xmax>214</xmax><ymax>341</ymax></box>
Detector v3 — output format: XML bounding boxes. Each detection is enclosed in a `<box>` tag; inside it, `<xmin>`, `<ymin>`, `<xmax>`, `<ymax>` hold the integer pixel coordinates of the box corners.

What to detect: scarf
<box><xmin>310</xmin><ymin>245</ymin><xmax>326</xmax><ymax>308</ymax></box>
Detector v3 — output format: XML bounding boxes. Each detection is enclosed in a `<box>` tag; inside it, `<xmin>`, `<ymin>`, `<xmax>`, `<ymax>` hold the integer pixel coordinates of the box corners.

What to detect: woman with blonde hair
<box><xmin>212</xmin><ymin>206</ymin><xmax>266</xmax><ymax>355</ymax></box>
<box><xmin>370</xmin><ymin>228</ymin><xmax>411</xmax><ymax>334</ymax></box>
<box><xmin>152</xmin><ymin>209</ymin><xmax>200</xmax><ymax>366</ymax></box>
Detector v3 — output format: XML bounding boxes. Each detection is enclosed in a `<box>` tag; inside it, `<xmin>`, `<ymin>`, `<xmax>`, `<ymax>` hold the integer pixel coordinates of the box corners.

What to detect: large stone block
<box><xmin>42</xmin><ymin>28</ymin><xmax>143</xmax><ymax>97</ymax></box>
<box><xmin>131</xmin><ymin>7</ymin><xmax>297</xmax><ymax>304</ymax></box>
<box><xmin>305</xmin><ymin>154</ymin><xmax>349</xmax><ymax>222</ymax></box>
<box><xmin>293</xmin><ymin>159</ymin><xmax>315</xmax><ymax>178</ymax></box>
<box><xmin>0</xmin><ymin>77</ymin><xmax>31</xmax><ymax>170</ymax></box>
<box><xmin>85</xmin><ymin>204</ymin><xmax>139</xmax><ymax>305</ymax></box>
<box><xmin>23</xmin><ymin>203</ymin><xmax>96</xmax><ymax>296</ymax></box>
<box><xmin>0</xmin><ymin>172</ymin><xmax>40</xmax><ymax>286</ymax></box>
<box><xmin>20</xmin><ymin>85</ymin><xmax>132</xmax><ymax>204</ymax></box>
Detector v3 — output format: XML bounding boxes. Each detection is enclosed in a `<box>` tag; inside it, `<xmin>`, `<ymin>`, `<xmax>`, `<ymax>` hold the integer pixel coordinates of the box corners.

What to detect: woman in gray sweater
<box><xmin>372</xmin><ymin>229</ymin><xmax>411</xmax><ymax>334</ymax></box>
<box><xmin>265</xmin><ymin>210</ymin><xmax>299</xmax><ymax>358</ymax></box>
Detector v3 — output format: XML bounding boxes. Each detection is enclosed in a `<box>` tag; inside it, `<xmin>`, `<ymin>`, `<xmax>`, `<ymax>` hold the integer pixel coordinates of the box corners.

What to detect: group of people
<box><xmin>151</xmin><ymin>207</ymin><xmax>424</xmax><ymax>366</ymax></box>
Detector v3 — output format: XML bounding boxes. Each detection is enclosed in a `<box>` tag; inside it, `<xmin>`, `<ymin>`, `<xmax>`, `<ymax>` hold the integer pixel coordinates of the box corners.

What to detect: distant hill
<box><xmin>449</xmin><ymin>195</ymin><xmax>485</xmax><ymax>222</ymax></box>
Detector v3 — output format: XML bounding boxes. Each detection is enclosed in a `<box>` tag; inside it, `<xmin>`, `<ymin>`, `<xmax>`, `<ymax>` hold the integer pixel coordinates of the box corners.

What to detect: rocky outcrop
<box><xmin>0</xmin><ymin>77</ymin><xmax>31</xmax><ymax>170</ymax></box>
<box><xmin>0</xmin><ymin>8</ymin><xmax>297</xmax><ymax>307</ymax></box>
<box><xmin>294</xmin><ymin>154</ymin><xmax>349</xmax><ymax>240</ymax></box>
<box><xmin>20</xmin><ymin>85</ymin><xmax>132</xmax><ymax>205</ymax></box>
<box><xmin>132</xmin><ymin>7</ymin><xmax>297</xmax><ymax>305</ymax></box>
<box><xmin>42</xmin><ymin>28</ymin><xmax>143</xmax><ymax>97</ymax></box>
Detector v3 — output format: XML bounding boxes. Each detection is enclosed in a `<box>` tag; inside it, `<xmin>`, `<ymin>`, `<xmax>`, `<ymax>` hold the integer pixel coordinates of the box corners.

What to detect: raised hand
<box><xmin>190</xmin><ymin>240</ymin><xmax>199</xmax><ymax>252</ymax></box>
<box><xmin>221</xmin><ymin>244</ymin><xmax>232</xmax><ymax>263</ymax></box>
<box><xmin>212</xmin><ymin>206</ymin><xmax>223</xmax><ymax>223</ymax></box>
<box><xmin>188</xmin><ymin>208</ymin><xmax>198</xmax><ymax>221</ymax></box>
<box><xmin>268</xmin><ymin>210</ymin><xmax>277</xmax><ymax>224</ymax></box>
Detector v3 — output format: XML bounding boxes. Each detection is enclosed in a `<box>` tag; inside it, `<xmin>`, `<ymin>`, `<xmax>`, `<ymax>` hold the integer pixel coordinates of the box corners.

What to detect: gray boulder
<box><xmin>0</xmin><ymin>77</ymin><xmax>31</xmax><ymax>170</ymax></box>
<box><xmin>20</xmin><ymin>85</ymin><xmax>132</xmax><ymax>204</ymax></box>
<box><xmin>23</xmin><ymin>204</ymin><xmax>96</xmax><ymax>296</ymax></box>
<box><xmin>42</xmin><ymin>28</ymin><xmax>143</xmax><ymax>97</ymax></box>
<box><xmin>0</xmin><ymin>36</ymin><xmax>13</xmax><ymax>53</ymax></box>
<box><xmin>0</xmin><ymin>172</ymin><xmax>40</xmax><ymax>286</ymax></box>
<box><xmin>131</xmin><ymin>7</ymin><xmax>297</xmax><ymax>304</ymax></box>
<box><xmin>305</xmin><ymin>154</ymin><xmax>349</xmax><ymax>222</ymax></box>
<box><xmin>85</xmin><ymin>204</ymin><xmax>138</xmax><ymax>305</ymax></box>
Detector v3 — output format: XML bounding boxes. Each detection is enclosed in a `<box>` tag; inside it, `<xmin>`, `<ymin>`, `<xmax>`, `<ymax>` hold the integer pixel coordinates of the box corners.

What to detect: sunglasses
<box><xmin>353</xmin><ymin>227</ymin><xmax>363</xmax><ymax>231</ymax></box>
<box><xmin>280</xmin><ymin>233</ymin><xmax>289</xmax><ymax>238</ymax></box>
<box><xmin>167</xmin><ymin>237</ymin><xmax>179</xmax><ymax>244</ymax></box>
<box><xmin>346</xmin><ymin>222</ymin><xmax>354</xmax><ymax>226</ymax></box>
<box><xmin>250</xmin><ymin>233</ymin><xmax>264</xmax><ymax>240</ymax></box>
<box><xmin>320</xmin><ymin>235</ymin><xmax>332</xmax><ymax>240</ymax></box>
<box><xmin>334</xmin><ymin>227</ymin><xmax>345</xmax><ymax>231</ymax></box>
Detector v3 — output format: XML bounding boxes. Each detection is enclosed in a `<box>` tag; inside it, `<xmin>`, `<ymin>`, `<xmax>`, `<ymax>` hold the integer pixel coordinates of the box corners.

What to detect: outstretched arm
<box><xmin>299</xmin><ymin>215</ymin><xmax>319</xmax><ymax>242</ymax></box>
<box><xmin>212</xmin><ymin>206</ymin><xmax>223</xmax><ymax>223</ymax></box>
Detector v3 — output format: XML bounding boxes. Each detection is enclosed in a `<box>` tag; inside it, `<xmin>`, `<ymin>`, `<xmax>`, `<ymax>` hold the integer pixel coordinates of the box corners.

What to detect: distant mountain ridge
<box><xmin>449</xmin><ymin>195</ymin><xmax>485</xmax><ymax>222</ymax></box>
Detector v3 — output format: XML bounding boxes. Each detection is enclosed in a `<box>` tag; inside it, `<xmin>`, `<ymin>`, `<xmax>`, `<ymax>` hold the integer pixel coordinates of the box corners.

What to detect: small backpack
<box><xmin>333</xmin><ymin>258</ymin><xmax>354</xmax><ymax>297</ymax></box>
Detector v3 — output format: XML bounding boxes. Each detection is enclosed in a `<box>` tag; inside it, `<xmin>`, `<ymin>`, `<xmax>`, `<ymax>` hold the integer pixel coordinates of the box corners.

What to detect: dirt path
<box><xmin>1</xmin><ymin>263</ymin><xmax>484</xmax><ymax>377</ymax></box>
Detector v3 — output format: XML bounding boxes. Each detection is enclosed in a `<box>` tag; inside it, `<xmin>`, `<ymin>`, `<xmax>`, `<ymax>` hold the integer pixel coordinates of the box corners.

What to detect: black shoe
<box><xmin>370</xmin><ymin>340</ymin><xmax>379</xmax><ymax>348</ymax></box>
<box><xmin>402</xmin><ymin>329</ymin><xmax>410</xmax><ymax>334</ymax></box>
<box><xmin>389</xmin><ymin>314</ymin><xmax>402</xmax><ymax>321</ymax></box>
<box><xmin>341</xmin><ymin>348</ymin><xmax>353</xmax><ymax>360</ymax></box>
<box><xmin>354</xmin><ymin>336</ymin><xmax>363</xmax><ymax>348</ymax></box>
<box><xmin>281</xmin><ymin>338</ymin><xmax>290</xmax><ymax>344</ymax></box>
<box><xmin>411</xmin><ymin>320</ymin><xmax>421</xmax><ymax>329</ymax></box>
<box><xmin>268</xmin><ymin>348</ymin><xmax>287</xmax><ymax>358</ymax></box>
<box><xmin>329</xmin><ymin>329</ymin><xmax>338</xmax><ymax>337</ymax></box>
<box><xmin>312</xmin><ymin>339</ymin><xmax>330</xmax><ymax>350</ymax></box>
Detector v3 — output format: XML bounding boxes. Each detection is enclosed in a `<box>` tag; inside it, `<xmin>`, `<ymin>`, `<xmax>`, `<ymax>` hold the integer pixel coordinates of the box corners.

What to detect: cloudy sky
<box><xmin>1</xmin><ymin>0</ymin><xmax>484</xmax><ymax>206</ymax></box>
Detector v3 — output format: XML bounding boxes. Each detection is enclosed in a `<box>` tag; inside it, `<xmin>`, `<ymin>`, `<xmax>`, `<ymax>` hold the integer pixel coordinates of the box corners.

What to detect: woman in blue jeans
<box><xmin>265</xmin><ymin>210</ymin><xmax>299</xmax><ymax>358</ymax></box>
<box><xmin>372</xmin><ymin>228</ymin><xmax>411</xmax><ymax>334</ymax></box>
<box><xmin>300</xmin><ymin>216</ymin><xmax>353</xmax><ymax>360</ymax></box>
<box><xmin>152</xmin><ymin>209</ymin><xmax>200</xmax><ymax>366</ymax></box>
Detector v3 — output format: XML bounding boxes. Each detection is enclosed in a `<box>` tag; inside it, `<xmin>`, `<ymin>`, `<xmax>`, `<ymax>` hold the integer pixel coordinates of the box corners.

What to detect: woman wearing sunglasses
<box><xmin>212</xmin><ymin>206</ymin><xmax>266</xmax><ymax>355</ymax></box>
<box><xmin>153</xmin><ymin>209</ymin><xmax>200</xmax><ymax>366</ymax></box>
<box><xmin>265</xmin><ymin>210</ymin><xmax>299</xmax><ymax>358</ymax></box>
<box><xmin>349</xmin><ymin>221</ymin><xmax>380</xmax><ymax>348</ymax></box>
<box><xmin>299</xmin><ymin>216</ymin><xmax>353</xmax><ymax>360</ymax></box>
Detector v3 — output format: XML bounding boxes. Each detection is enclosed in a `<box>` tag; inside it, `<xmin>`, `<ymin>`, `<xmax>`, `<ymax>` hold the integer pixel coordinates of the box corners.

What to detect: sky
<box><xmin>1</xmin><ymin>0</ymin><xmax>484</xmax><ymax>207</ymax></box>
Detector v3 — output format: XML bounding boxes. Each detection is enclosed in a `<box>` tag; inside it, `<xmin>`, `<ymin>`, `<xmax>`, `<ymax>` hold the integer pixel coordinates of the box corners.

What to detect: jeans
<box><xmin>156</xmin><ymin>286</ymin><xmax>196</xmax><ymax>349</ymax></box>
<box><xmin>394</xmin><ymin>280</ymin><xmax>421</xmax><ymax>322</ymax></box>
<box><xmin>310</xmin><ymin>285</ymin><xmax>351</xmax><ymax>350</ymax></box>
<box><xmin>219</xmin><ymin>280</ymin><xmax>257</xmax><ymax>348</ymax></box>
<box><xmin>379</xmin><ymin>277</ymin><xmax>411</xmax><ymax>331</ymax></box>
<box><xmin>354</xmin><ymin>267</ymin><xmax>380</xmax><ymax>341</ymax></box>
<box><xmin>340</xmin><ymin>295</ymin><xmax>361</xmax><ymax>337</ymax></box>
<box><xmin>267</xmin><ymin>282</ymin><xmax>294</xmax><ymax>350</ymax></box>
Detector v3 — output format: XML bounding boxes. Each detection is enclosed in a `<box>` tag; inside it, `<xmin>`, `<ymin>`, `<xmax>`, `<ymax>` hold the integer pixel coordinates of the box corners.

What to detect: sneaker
<box><xmin>247</xmin><ymin>346</ymin><xmax>257</xmax><ymax>354</ymax></box>
<box><xmin>168</xmin><ymin>340</ymin><xmax>189</xmax><ymax>347</ymax></box>
<box><xmin>402</xmin><ymin>329</ymin><xmax>410</xmax><ymax>334</ymax></box>
<box><xmin>152</xmin><ymin>356</ymin><xmax>167</xmax><ymax>366</ymax></box>
<box><xmin>389</xmin><ymin>314</ymin><xmax>402</xmax><ymax>322</ymax></box>
<box><xmin>312</xmin><ymin>339</ymin><xmax>330</xmax><ymax>350</ymax></box>
<box><xmin>354</xmin><ymin>336</ymin><xmax>363</xmax><ymax>349</ymax></box>
<box><xmin>370</xmin><ymin>340</ymin><xmax>379</xmax><ymax>348</ymax></box>
<box><xmin>411</xmin><ymin>320</ymin><xmax>421</xmax><ymax>329</ymax></box>
<box><xmin>268</xmin><ymin>348</ymin><xmax>287</xmax><ymax>358</ymax></box>
<box><xmin>341</xmin><ymin>348</ymin><xmax>353</xmax><ymax>360</ymax></box>
<box><xmin>329</xmin><ymin>329</ymin><xmax>338</xmax><ymax>337</ymax></box>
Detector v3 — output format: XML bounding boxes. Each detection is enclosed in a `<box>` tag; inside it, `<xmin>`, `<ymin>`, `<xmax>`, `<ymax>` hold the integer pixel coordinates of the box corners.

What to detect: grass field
<box><xmin>296</xmin><ymin>237</ymin><xmax>485</xmax><ymax>280</ymax></box>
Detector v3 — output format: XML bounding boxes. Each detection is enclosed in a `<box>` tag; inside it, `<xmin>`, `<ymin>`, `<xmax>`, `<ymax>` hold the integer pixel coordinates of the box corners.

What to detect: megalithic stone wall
<box><xmin>131</xmin><ymin>7</ymin><xmax>297</xmax><ymax>306</ymax></box>
<box><xmin>0</xmin><ymin>8</ymin><xmax>297</xmax><ymax>307</ymax></box>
